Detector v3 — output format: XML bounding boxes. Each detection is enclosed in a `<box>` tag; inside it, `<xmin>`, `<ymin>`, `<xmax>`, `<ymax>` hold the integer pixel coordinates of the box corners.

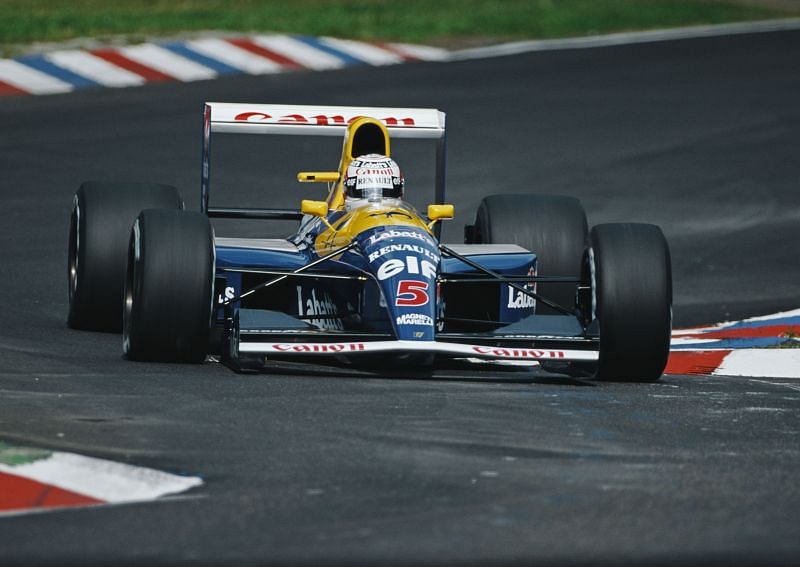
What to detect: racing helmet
<box><xmin>343</xmin><ymin>154</ymin><xmax>404</xmax><ymax>203</ymax></box>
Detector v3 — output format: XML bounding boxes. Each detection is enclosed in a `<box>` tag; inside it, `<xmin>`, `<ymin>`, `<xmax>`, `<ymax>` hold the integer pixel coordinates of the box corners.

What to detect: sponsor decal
<box><xmin>507</xmin><ymin>286</ymin><xmax>535</xmax><ymax>309</ymax></box>
<box><xmin>368</xmin><ymin>243</ymin><xmax>439</xmax><ymax>263</ymax></box>
<box><xmin>506</xmin><ymin>265</ymin><xmax>537</xmax><ymax>310</ymax></box>
<box><xmin>217</xmin><ymin>286</ymin><xmax>235</xmax><ymax>304</ymax></box>
<box><xmin>366</xmin><ymin>229</ymin><xmax>436</xmax><ymax>247</ymax></box>
<box><xmin>471</xmin><ymin>346</ymin><xmax>565</xmax><ymax>359</ymax></box>
<box><xmin>395</xmin><ymin>280</ymin><xmax>430</xmax><ymax>307</ymax></box>
<box><xmin>271</xmin><ymin>343</ymin><xmax>365</xmax><ymax>353</ymax></box>
<box><xmin>396</xmin><ymin>313</ymin><xmax>434</xmax><ymax>326</ymax></box>
<box><xmin>349</xmin><ymin>158</ymin><xmax>396</xmax><ymax>170</ymax></box>
<box><xmin>296</xmin><ymin>286</ymin><xmax>344</xmax><ymax>330</ymax></box>
<box><xmin>233</xmin><ymin>112</ymin><xmax>415</xmax><ymax>127</ymax></box>
<box><xmin>377</xmin><ymin>256</ymin><xmax>437</xmax><ymax>281</ymax></box>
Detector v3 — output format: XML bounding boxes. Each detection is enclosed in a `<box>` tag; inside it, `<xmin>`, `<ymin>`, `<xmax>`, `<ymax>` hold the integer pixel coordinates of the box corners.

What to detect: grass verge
<box><xmin>0</xmin><ymin>0</ymin><xmax>791</xmax><ymax>53</ymax></box>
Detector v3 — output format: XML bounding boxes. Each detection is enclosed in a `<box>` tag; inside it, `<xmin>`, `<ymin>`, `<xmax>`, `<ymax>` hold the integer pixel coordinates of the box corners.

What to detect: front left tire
<box><xmin>123</xmin><ymin>209</ymin><xmax>215</xmax><ymax>362</ymax></box>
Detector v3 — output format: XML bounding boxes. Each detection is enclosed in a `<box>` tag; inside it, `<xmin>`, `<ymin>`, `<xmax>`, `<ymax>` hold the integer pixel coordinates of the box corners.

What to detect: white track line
<box><xmin>186</xmin><ymin>38</ymin><xmax>283</xmax><ymax>74</ymax></box>
<box><xmin>450</xmin><ymin>18</ymin><xmax>800</xmax><ymax>60</ymax></box>
<box><xmin>0</xmin><ymin>59</ymin><xmax>73</xmax><ymax>94</ymax></box>
<box><xmin>119</xmin><ymin>43</ymin><xmax>217</xmax><ymax>81</ymax></box>
<box><xmin>46</xmin><ymin>50</ymin><xmax>145</xmax><ymax>87</ymax></box>
<box><xmin>251</xmin><ymin>35</ymin><xmax>346</xmax><ymax>70</ymax></box>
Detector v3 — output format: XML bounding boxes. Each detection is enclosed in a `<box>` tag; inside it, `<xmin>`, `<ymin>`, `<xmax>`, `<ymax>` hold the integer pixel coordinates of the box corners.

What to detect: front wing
<box><xmin>238</xmin><ymin>339</ymin><xmax>598</xmax><ymax>361</ymax></box>
<box><xmin>224</xmin><ymin>308</ymin><xmax>600</xmax><ymax>370</ymax></box>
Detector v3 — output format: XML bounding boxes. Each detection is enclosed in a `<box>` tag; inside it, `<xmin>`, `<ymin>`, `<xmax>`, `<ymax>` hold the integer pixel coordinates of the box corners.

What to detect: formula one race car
<box><xmin>67</xmin><ymin>103</ymin><xmax>672</xmax><ymax>381</ymax></box>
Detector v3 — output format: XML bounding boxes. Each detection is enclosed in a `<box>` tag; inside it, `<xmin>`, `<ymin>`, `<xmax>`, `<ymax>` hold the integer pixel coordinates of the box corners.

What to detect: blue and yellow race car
<box><xmin>67</xmin><ymin>103</ymin><xmax>672</xmax><ymax>381</ymax></box>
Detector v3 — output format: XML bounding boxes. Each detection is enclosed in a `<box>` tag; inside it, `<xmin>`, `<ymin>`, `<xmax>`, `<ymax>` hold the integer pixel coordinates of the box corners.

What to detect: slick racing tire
<box><xmin>589</xmin><ymin>223</ymin><xmax>672</xmax><ymax>382</ymax></box>
<box><xmin>123</xmin><ymin>209</ymin><xmax>215</xmax><ymax>363</ymax></box>
<box><xmin>472</xmin><ymin>194</ymin><xmax>588</xmax><ymax>314</ymax></box>
<box><xmin>67</xmin><ymin>181</ymin><xmax>183</xmax><ymax>331</ymax></box>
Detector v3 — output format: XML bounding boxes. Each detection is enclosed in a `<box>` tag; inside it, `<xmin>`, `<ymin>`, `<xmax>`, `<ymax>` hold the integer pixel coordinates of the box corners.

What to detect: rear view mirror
<box><xmin>301</xmin><ymin>200</ymin><xmax>329</xmax><ymax>217</ymax></box>
<box><xmin>427</xmin><ymin>204</ymin><xmax>454</xmax><ymax>227</ymax></box>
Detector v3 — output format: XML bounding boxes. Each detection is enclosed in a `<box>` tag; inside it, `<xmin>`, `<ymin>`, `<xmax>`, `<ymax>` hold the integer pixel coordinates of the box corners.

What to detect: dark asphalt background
<box><xmin>1</xmin><ymin>30</ymin><xmax>799</xmax><ymax>565</ymax></box>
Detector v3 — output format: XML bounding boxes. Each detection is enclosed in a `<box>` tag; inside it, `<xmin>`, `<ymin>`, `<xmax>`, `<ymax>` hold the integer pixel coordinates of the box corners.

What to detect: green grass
<box><xmin>0</xmin><ymin>441</ymin><xmax>52</xmax><ymax>466</ymax></box>
<box><xmin>0</xmin><ymin>0</ymin><xmax>790</xmax><ymax>52</ymax></box>
<box><xmin>775</xmin><ymin>331</ymin><xmax>800</xmax><ymax>348</ymax></box>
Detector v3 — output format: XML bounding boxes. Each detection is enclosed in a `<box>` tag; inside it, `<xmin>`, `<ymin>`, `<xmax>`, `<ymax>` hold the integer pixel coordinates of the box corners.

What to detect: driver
<box><xmin>343</xmin><ymin>154</ymin><xmax>404</xmax><ymax>210</ymax></box>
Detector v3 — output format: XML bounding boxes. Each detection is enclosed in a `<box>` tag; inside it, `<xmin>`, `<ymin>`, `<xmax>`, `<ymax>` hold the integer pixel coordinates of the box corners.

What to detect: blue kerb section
<box><xmin>16</xmin><ymin>55</ymin><xmax>99</xmax><ymax>88</ymax></box>
<box><xmin>721</xmin><ymin>315</ymin><xmax>800</xmax><ymax>331</ymax></box>
<box><xmin>160</xmin><ymin>42</ymin><xmax>239</xmax><ymax>75</ymax></box>
<box><xmin>671</xmin><ymin>337</ymin><xmax>787</xmax><ymax>350</ymax></box>
<box><xmin>291</xmin><ymin>35</ymin><xmax>366</xmax><ymax>65</ymax></box>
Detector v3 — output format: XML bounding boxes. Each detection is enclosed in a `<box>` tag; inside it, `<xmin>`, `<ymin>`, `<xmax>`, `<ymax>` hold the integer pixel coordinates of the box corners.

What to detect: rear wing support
<box><xmin>201</xmin><ymin>102</ymin><xmax>448</xmax><ymax>233</ymax></box>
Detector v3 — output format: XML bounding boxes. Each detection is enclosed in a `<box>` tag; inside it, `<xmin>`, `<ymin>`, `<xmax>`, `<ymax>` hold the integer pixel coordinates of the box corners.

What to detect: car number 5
<box><xmin>395</xmin><ymin>280</ymin><xmax>429</xmax><ymax>307</ymax></box>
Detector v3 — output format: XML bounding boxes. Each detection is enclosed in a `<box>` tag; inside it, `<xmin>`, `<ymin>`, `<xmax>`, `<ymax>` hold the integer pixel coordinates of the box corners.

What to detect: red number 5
<box><xmin>396</xmin><ymin>280</ymin><xmax>429</xmax><ymax>306</ymax></box>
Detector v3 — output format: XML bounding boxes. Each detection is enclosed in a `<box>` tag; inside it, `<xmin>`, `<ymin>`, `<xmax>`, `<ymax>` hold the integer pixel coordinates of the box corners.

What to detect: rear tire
<box><xmin>67</xmin><ymin>181</ymin><xmax>183</xmax><ymax>331</ymax></box>
<box><xmin>123</xmin><ymin>209</ymin><xmax>215</xmax><ymax>362</ymax></box>
<box><xmin>590</xmin><ymin>223</ymin><xmax>672</xmax><ymax>382</ymax></box>
<box><xmin>472</xmin><ymin>194</ymin><xmax>588</xmax><ymax>314</ymax></box>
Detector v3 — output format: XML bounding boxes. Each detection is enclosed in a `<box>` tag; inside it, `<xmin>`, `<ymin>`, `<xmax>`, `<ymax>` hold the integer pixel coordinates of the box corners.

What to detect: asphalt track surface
<box><xmin>1</xmin><ymin>30</ymin><xmax>799</xmax><ymax>565</ymax></box>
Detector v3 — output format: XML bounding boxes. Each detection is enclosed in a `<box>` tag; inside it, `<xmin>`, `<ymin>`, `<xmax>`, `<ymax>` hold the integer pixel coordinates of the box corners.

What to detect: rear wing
<box><xmin>201</xmin><ymin>102</ymin><xmax>448</xmax><ymax>222</ymax></box>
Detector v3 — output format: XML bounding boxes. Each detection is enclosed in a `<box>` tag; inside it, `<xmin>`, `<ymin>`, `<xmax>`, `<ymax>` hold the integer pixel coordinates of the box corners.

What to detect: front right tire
<box><xmin>589</xmin><ymin>223</ymin><xmax>672</xmax><ymax>382</ymax></box>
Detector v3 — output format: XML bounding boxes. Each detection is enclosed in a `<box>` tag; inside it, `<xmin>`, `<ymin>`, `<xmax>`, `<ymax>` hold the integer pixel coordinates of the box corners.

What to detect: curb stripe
<box><xmin>385</xmin><ymin>42</ymin><xmax>450</xmax><ymax>61</ymax></box>
<box><xmin>374</xmin><ymin>42</ymin><xmax>420</xmax><ymax>61</ymax></box>
<box><xmin>16</xmin><ymin>54</ymin><xmax>100</xmax><ymax>88</ymax></box>
<box><xmin>291</xmin><ymin>35</ymin><xmax>367</xmax><ymax>65</ymax></box>
<box><xmin>161</xmin><ymin>41</ymin><xmax>240</xmax><ymax>75</ymax></box>
<box><xmin>667</xmin><ymin>309</ymin><xmax>800</xmax><ymax>377</ymax></box>
<box><xmin>723</xmin><ymin>315</ymin><xmax>800</xmax><ymax>331</ymax></box>
<box><xmin>716</xmin><ymin>349</ymin><xmax>800</xmax><ymax>378</ymax></box>
<box><xmin>317</xmin><ymin>36</ymin><xmax>403</xmax><ymax>66</ymax></box>
<box><xmin>90</xmin><ymin>48</ymin><xmax>175</xmax><ymax>82</ymax></box>
<box><xmin>46</xmin><ymin>50</ymin><xmax>145</xmax><ymax>87</ymax></box>
<box><xmin>118</xmin><ymin>43</ymin><xmax>217</xmax><ymax>82</ymax></box>
<box><xmin>665</xmin><ymin>350</ymin><xmax>732</xmax><ymax>375</ymax></box>
<box><xmin>671</xmin><ymin>336</ymin><xmax>789</xmax><ymax>350</ymax></box>
<box><xmin>0</xmin><ymin>59</ymin><xmax>73</xmax><ymax>94</ymax></box>
<box><xmin>186</xmin><ymin>38</ymin><xmax>283</xmax><ymax>74</ymax></box>
<box><xmin>0</xmin><ymin>445</ymin><xmax>203</xmax><ymax>516</ymax></box>
<box><xmin>251</xmin><ymin>35</ymin><xmax>345</xmax><ymax>69</ymax></box>
<box><xmin>0</xmin><ymin>79</ymin><xmax>28</xmax><ymax>96</ymax></box>
<box><xmin>674</xmin><ymin>323</ymin><xmax>800</xmax><ymax>340</ymax></box>
<box><xmin>0</xmin><ymin>471</ymin><xmax>102</xmax><ymax>512</ymax></box>
<box><xmin>227</xmin><ymin>38</ymin><xmax>304</xmax><ymax>69</ymax></box>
